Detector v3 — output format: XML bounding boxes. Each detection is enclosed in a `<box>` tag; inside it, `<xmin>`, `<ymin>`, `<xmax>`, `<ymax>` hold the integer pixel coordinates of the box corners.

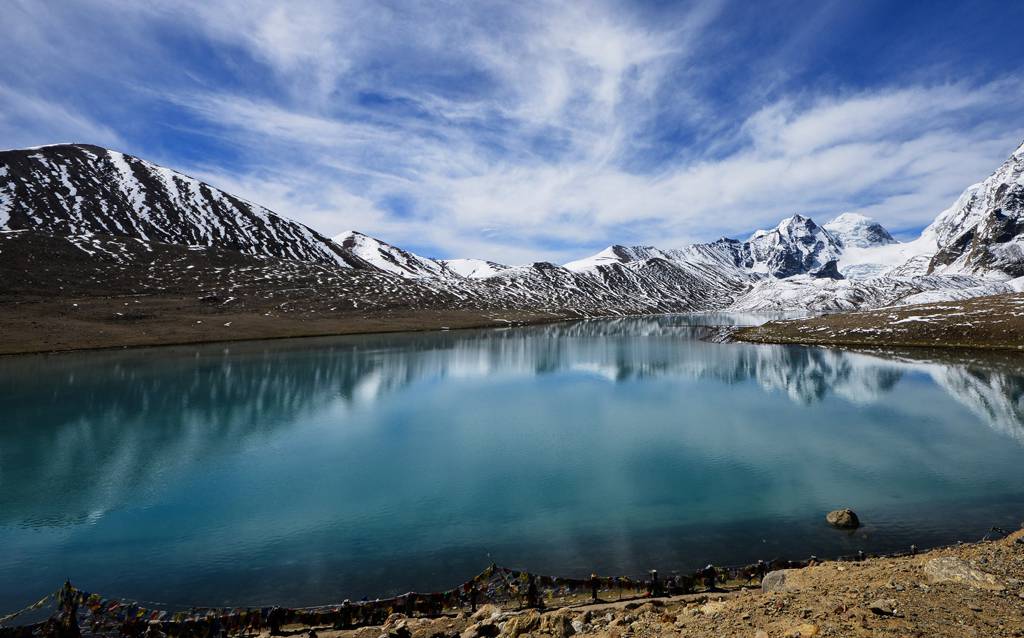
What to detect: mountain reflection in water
<box><xmin>1</xmin><ymin>314</ymin><xmax>1023</xmax><ymax>610</ymax></box>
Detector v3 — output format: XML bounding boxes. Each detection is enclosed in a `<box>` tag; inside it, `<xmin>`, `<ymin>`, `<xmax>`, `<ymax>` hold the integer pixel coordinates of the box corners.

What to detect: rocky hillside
<box><xmin>0</xmin><ymin>144</ymin><xmax>356</xmax><ymax>267</ymax></box>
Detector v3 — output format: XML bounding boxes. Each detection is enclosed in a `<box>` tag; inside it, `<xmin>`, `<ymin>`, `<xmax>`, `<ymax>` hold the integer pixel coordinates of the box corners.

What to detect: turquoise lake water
<box><xmin>2</xmin><ymin>315</ymin><xmax>1024</xmax><ymax>611</ymax></box>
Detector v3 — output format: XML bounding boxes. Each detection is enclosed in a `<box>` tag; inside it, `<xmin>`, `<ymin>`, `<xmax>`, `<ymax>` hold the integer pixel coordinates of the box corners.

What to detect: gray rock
<box><xmin>762</xmin><ymin>569</ymin><xmax>799</xmax><ymax>593</ymax></box>
<box><xmin>867</xmin><ymin>598</ymin><xmax>898</xmax><ymax>616</ymax></box>
<box><xmin>923</xmin><ymin>557</ymin><xmax>1005</xmax><ymax>591</ymax></box>
<box><xmin>825</xmin><ymin>509</ymin><xmax>860</xmax><ymax>529</ymax></box>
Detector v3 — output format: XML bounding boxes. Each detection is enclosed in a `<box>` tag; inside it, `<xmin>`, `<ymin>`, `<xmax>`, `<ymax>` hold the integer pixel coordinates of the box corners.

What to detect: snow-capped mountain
<box><xmin>3</xmin><ymin>139</ymin><xmax>1024</xmax><ymax>319</ymax></box>
<box><xmin>566</xmin><ymin>215</ymin><xmax>845</xmax><ymax>280</ymax></box>
<box><xmin>824</xmin><ymin>213</ymin><xmax>897</xmax><ymax>249</ymax></box>
<box><xmin>744</xmin><ymin>214</ymin><xmax>844</xmax><ymax>278</ymax></box>
<box><xmin>0</xmin><ymin>144</ymin><xmax>355</xmax><ymax>267</ymax></box>
<box><xmin>564</xmin><ymin>245</ymin><xmax>676</xmax><ymax>271</ymax></box>
<box><xmin>925</xmin><ymin>140</ymin><xmax>1024</xmax><ymax>277</ymax></box>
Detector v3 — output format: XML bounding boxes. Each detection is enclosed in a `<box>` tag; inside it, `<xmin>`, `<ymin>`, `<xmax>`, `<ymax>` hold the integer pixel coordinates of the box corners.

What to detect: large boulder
<box><xmin>923</xmin><ymin>557</ymin><xmax>1005</xmax><ymax>591</ymax></box>
<box><xmin>825</xmin><ymin>509</ymin><xmax>860</xmax><ymax>529</ymax></box>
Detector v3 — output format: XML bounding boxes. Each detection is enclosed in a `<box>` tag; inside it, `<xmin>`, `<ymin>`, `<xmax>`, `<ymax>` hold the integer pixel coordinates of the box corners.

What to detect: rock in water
<box><xmin>826</xmin><ymin>509</ymin><xmax>860</xmax><ymax>529</ymax></box>
<box><xmin>923</xmin><ymin>557</ymin><xmax>1005</xmax><ymax>591</ymax></box>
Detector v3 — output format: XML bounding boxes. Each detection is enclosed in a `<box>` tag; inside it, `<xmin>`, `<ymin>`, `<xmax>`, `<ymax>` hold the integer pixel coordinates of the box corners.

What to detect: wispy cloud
<box><xmin>2</xmin><ymin>0</ymin><xmax>1023</xmax><ymax>264</ymax></box>
<box><xmin>0</xmin><ymin>86</ymin><xmax>124</xmax><ymax>151</ymax></box>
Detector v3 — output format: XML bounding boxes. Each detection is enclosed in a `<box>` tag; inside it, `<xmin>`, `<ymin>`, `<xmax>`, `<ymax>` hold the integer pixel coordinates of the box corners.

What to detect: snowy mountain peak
<box><xmin>0</xmin><ymin>143</ymin><xmax>354</xmax><ymax>267</ymax></box>
<box><xmin>824</xmin><ymin>213</ymin><xmax>896</xmax><ymax>249</ymax></box>
<box><xmin>746</xmin><ymin>214</ymin><xmax>843</xmax><ymax>278</ymax></box>
<box><xmin>439</xmin><ymin>258</ymin><xmax>510</xmax><ymax>279</ymax></box>
<box><xmin>563</xmin><ymin>244</ymin><xmax>667</xmax><ymax>271</ymax></box>
<box><xmin>332</xmin><ymin>230</ymin><xmax>445</xmax><ymax>278</ymax></box>
<box><xmin>924</xmin><ymin>139</ymin><xmax>1024</xmax><ymax>277</ymax></box>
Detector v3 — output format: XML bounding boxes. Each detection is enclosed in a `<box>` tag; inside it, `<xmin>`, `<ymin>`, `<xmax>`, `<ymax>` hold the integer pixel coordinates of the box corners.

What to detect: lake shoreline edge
<box><xmin>294</xmin><ymin>528</ymin><xmax>1024</xmax><ymax>638</ymax></box>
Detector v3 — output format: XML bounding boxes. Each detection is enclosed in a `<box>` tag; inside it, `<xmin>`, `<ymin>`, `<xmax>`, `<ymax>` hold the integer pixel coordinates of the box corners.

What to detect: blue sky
<box><xmin>3</xmin><ymin>0</ymin><xmax>1024</xmax><ymax>264</ymax></box>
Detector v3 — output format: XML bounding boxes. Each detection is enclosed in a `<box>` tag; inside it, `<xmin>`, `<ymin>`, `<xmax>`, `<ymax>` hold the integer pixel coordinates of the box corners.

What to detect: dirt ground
<box><xmin>0</xmin><ymin>295</ymin><xmax>562</xmax><ymax>355</ymax></box>
<box><xmin>733</xmin><ymin>292</ymin><xmax>1024</xmax><ymax>351</ymax></box>
<box><xmin>294</xmin><ymin>529</ymin><xmax>1024</xmax><ymax>638</ymax></box>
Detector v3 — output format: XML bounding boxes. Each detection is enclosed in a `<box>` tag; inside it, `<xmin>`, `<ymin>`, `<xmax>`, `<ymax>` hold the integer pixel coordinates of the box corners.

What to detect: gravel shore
<box><xmin>301</xmin><ymin>529</ymin><xmax>1024</xmax><ymax>638</ymax></box>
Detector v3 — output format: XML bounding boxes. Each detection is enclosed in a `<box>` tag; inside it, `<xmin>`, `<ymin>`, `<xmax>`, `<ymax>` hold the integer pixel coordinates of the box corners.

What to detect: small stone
<box><xmin>867</xmin><ymin>598</ymin><xmax>898</xmax><ymax>616</ymax></box>
<box><xmin>826</xmin><ymin>509</ymin><xmax>860</xmax><ymax>529</ymax></box>
<box><xmin>755</xmin><ymin>631</ymin><xmax>769</xmax><ymax>638</ymax></box>
<box><xmin>698</xmin><ymin>601</ymin><xmax>727</xmax><ymax>615</ymax></box>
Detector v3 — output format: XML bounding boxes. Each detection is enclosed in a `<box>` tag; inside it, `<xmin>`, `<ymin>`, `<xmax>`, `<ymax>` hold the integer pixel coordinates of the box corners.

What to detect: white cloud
<box><xmin>3</xmin><ymin>1</ymin><xmax>1024</xmax><ymax>265</ymax></box>
<box><xmin>172</xmin><ymin>78</ymin><xmax>1024</xmax><ymax>264</ymax></box>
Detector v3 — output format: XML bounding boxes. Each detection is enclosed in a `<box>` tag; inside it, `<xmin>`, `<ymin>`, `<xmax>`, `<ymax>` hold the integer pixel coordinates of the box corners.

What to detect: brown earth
<box><xmin>290</xmin><ymin>529</ymin><xmax>1024</xmax><ymax>638</ymax></box>
<box><xmin>0</xmin><ymin>296</ymin><xmax>561</xmax><ymax>356</ymax></box>
<box><xmin>0</xmin><ymin>230</ymin><xmax>570</xmax><ymax>355</ymax></box>
<box><xmin>733</xmin><ymin>292</ymin><xmax>1024</xmax><ymax>351</ymax></box>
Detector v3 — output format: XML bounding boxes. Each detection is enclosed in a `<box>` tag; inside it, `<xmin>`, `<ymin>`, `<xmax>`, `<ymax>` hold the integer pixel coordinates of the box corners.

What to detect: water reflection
<box><xmin>2</xmin><ymin>316</ymin><xmax>1024</xmax><ymax>530</ymax></box>
<box><xmin>1</xmin><ymin>315</ymin><xmax>1023</xmax><ymax>608</ymax></box>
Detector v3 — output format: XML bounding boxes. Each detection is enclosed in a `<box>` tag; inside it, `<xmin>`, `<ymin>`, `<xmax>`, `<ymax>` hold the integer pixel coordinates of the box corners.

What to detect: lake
<box><xmin>2</xmin><ymin>315</ymin><xmax>1024</xmax><ymax>612</ymax></box>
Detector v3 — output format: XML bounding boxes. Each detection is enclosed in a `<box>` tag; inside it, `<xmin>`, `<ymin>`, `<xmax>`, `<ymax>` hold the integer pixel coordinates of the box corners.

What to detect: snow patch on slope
<box><xmin>332</xmin><ymin>230</ymin><xmax>444</xmax><ymax>278</ymax></box>
<box><xmin>441</xmin><ymin>258</ymin><xmax>510</xmax><ymax>279</ymax></box>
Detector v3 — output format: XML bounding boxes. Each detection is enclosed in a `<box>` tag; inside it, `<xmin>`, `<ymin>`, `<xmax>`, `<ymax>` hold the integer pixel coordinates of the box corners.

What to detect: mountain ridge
<box><xmin>3</xmin><ymin>139</ymin><xmax>1024</xmax><ymax>321</ymax></box>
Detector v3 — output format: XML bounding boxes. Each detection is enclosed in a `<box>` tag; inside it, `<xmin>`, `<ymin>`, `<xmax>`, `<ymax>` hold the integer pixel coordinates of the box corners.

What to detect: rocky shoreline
<box><xmin>297</xmin><ymin>529</ymin><xmax>1024</xmax><ymax>638</ymax></box>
